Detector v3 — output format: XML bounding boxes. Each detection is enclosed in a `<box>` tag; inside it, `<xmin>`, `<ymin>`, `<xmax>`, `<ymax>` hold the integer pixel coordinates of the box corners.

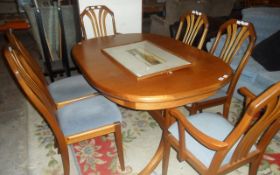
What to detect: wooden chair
<box><xmin>175</xmin><ymin>10</ymin><xmax>209</xmax><ymax>49</ymax></box>
<box><xmin>80</xmin><ymin>5</ymin><xmax>117</xmax><ymax>40</ymax></box>
<box><xmin>186</xmin><ymin>19</ymin><xmax>256</xmax><ymax>118</ymax></box>
<box><xmin>3</xmin><ymin>46</ymin><xmax>125</xmax><ymax>175</ymax></box>
<box><xmin>5</xmin><ymin>29</ymin><xmax>99</xmax><ymax>108</ymax></box>
<box><xmin>162</xmin><ymin>82</ymin><xmax>280</xmax><ymax>175</ymax></box>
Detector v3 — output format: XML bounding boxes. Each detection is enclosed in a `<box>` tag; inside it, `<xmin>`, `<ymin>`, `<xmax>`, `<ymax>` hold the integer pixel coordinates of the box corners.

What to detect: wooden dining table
<box><xmin>72</xmin><ymin>33</ymin><xmax>232</xmax><ymax>174</ymax></box>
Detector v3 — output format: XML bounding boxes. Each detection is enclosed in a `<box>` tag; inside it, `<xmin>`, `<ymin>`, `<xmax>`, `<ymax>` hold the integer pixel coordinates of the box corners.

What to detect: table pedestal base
<box><xmin>138</xmin><ymin>110</ymin><xmax>170</xmax><ymax>174</ymax></box>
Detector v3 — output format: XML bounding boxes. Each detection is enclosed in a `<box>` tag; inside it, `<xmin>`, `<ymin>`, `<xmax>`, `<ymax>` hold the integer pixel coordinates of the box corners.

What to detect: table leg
<box><xmin>138</xmin><ymin>110</ymin><xmax>171</xmax><ymax>175</ymax></box>
<box><xmin>138</xmin><ymin>138</ymin><xmax>164</xmax><ymax>175</ymax></box>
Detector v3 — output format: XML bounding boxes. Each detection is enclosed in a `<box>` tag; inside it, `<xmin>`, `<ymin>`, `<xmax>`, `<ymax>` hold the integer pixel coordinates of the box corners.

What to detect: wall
<box><xmin>78</xmin><ymin>0</ymin><xmax>142</xmax><ymax>39</ymax></box>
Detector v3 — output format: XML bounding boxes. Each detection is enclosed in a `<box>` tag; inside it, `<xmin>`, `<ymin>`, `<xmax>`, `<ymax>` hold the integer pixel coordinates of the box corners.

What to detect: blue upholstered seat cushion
<box><xmin>48</xmin><ymin>75</ymin><xmax>97</xmax><ymax>103</ymax></box>
<box><xmin>57</xmin><ymin>95</ymin><xmax>122</xmax><ymax>136</ymax></box>
<box><xmin>169</xmin><ymin>113</ymin><xmax>255</xmax><ymax>167</ymax></box>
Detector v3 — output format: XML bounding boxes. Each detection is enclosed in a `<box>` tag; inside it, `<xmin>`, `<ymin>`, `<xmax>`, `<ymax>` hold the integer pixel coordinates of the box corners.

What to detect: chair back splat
<box><xmin>5</xmin><ymin>29</ymin><xmax>48</xmax><ymax>86</ymax></box>
<box><xmin>80</xmin><ymin>5</ymin><xmax>117</xmax><ymax>40</ymax></box>
<box><xmin>163</xmin><ymin>82</ymin><xmax>280</xmax><ymax>175</ymax></box>
<box><xmin>175</xmin><ymin>10</ymin><xmax>209</xmax><ymax>49</ymax></box>
<box><xmin>209</xmin><ymin>19</ymin><xmax>256</xmax><ymax>65</ymax></box>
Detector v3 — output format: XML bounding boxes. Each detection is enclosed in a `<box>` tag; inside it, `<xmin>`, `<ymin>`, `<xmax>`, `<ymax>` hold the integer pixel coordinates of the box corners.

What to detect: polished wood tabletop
<box><xmin>72</xmin><ymin>33</ymin><xmax>232</xmax><ymax>110</ymax></box>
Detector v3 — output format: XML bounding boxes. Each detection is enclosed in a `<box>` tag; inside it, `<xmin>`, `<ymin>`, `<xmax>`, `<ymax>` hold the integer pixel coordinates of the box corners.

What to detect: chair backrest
<box><xmin>175</xmin><ymin>10</ymin><xmax>209</xmax><ymax>49</ymax></box>
<box><xmin>228</xmin><ymin>82</ymin><xmax>280</xmax><ymax>166</ymax></box>
<box><xmin>209</xmin><ymin>19</ymin><xmax>256</xmax><ymax>100</ymax></box>
<box><xmin>5</xmin><ymin>29</ymin><xmax>48</xmax><ymax>86</ymax></box>
<box><xmin>80</xmin><ymin>5</ymin><xmax>117</xmax><ymax>40</ymax></box>
<box><xmin>3</xmin><ymin>46</ymin><xmax>69</xmax><ymax>174</ymax></box>
<box><xmin>168</xmin><ymin>82</ymin><xmax>280</xmax><ymax>174</ymax></box>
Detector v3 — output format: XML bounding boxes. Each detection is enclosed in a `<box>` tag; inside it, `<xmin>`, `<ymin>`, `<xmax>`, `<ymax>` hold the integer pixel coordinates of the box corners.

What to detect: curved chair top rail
<box><xmin>209</xmin><ymin>19</ymin><xmax>256</xmax><ymax>64</ymax></box>
<box><xmin>175</xmin><ymin>10</ymin><xmax>209</xmax><ymax>49</ymax></box>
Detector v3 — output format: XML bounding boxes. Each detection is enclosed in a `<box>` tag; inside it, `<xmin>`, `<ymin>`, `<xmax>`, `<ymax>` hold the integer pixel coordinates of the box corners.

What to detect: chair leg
<box><xmin>223</xmin><ymin>101</ymin><xmax>230</xmax><ymax>119</ymax></box>
<box><xmin>114</xmin><ymin>123</ymin><xmax>125</xmax><ymax>171</ymax></box>
<box><xmin>54</xmin><ymin>138</ymin><xmax>61</xmax><ymax>154</ymax></box>
<box><xmin>162</xmin><ymin>137</ymin><xmax>171</xmax><ymax>175</ymax></box>
<box><xmin>59</xmin><ymin>142</ymin><xmax>70</xmax><ymax>175</ymax></box>
<box><xmin>249</xmin><ymin>155</ymin><xmax>263</xmax><ymax>175</ymax></box>
<box><xmin>188</xmin><ymin>103</ymin><xmax>199</xmax><ymax>115</ymax></box>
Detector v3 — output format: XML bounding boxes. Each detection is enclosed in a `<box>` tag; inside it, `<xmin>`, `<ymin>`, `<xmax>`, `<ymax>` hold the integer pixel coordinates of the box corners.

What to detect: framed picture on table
<box><xmin>102</xmin><ymin>41</ymin><xmax>191</xmax><ymax>79</ymax></box>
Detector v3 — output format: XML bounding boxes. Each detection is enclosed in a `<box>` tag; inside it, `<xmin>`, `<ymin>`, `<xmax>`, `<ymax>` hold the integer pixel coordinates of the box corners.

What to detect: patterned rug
<box><xmin>26</xmin><ymin>98</ymin><xmax>280</xmax><ymax>175</ymax></box>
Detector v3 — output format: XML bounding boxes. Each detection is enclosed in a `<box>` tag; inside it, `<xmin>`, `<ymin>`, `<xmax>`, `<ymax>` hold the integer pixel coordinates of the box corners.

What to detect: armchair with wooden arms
<box><xmin>3</xmin><ymin>46</ymin><xmax>125</xmax><ymax>175</ymax></box>
<box><xmin>80</xmin><ymin>5</ymin><xmax>117</xmax><ymax>40</ymax></box>
<box><xmin>174</xmin><ymin>10</ymin><xmax>209</xmax><ymax>50</ymax></box>
<box><xmin>162</xmin><ymin>82</ymin><xmax>280</xmax><ymax>175</ymax></box>
<box><xmin>186</xmin><ymin>19</ymin><xmax>257</xmax><ymax>118</ymax></box>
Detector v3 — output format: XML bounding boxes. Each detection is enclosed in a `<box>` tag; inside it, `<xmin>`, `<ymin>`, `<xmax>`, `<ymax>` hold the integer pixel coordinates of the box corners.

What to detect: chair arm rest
<box><xmin>238</xmin><ymin>87</ymin><xmax>256</xmax><ymax>107</ymax></box>
<box><xmin>168</xmin><ymin>108</ymin><xmax>228</xmax><ymax>151</ymax></box>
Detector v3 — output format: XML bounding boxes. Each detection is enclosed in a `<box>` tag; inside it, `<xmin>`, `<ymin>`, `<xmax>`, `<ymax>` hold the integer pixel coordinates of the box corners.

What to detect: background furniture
<box><xmin>207</xmin><ymin>7</ymin><xmax>280</xmax><ymax>99</ymax></box>
<box><xmin>244</xmin><ymin>0</ymin><xmax>280</xmax><ymax>7</ymax></box>
<box><xmin>187</xmin><ymin>19</ymin><xmax>256</xmax><ymax>118</ymax></box>
<box><xmin>25</xmin><ymin>3</ymin><xmax>62</xmax><ymax>81</ymax></box>
<box><xmin>150</xmin><ymin>0</ymin><xmax>237</xmax><ymax>36</ymax></box>
<box><xmin>24</xmin><ymin>2</ymin><xmax>78</xmax><ymax>81</ymax></box>
<box><xmin>143</xmin><ymin>0</ymin><xmax>165</xmax><ymax>14</ymax></box>
<box><xmin>0</xmin><ymin>20</ymin><xmax>30</xmax><ymax>31</ymax></box>
<box><xmin>0</xmin><ymin>0</ymin><xmax>18</xmax><ymax>14</ymax></box>
<box><xmin>163</xmin><ymin>82</ymin><xmax>280</xmax><ymax>175</ymax></box>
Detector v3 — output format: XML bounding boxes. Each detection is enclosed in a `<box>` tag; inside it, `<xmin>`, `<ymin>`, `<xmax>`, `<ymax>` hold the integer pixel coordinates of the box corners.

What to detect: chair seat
<box><xmin>168</xmin><ymin>112</ymin><xmax>256</xmax><ymax>167</ymax></box>
<box><xmin>48</xmin><ymin>75</ymin><xmax>97</xmax><ymax>103</ymax></box>
<box><xmin>57</xmin><ymin>95</ymin><xmax>122</xmax><ymax>136</ymax></box>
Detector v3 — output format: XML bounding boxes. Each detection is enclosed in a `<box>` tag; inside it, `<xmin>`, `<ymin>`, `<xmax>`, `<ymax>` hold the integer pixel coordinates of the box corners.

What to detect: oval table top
<box><xmin>72</xmin><ymin>33</ymin><xmax>232</xmax><ymax>110</ymax></box>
